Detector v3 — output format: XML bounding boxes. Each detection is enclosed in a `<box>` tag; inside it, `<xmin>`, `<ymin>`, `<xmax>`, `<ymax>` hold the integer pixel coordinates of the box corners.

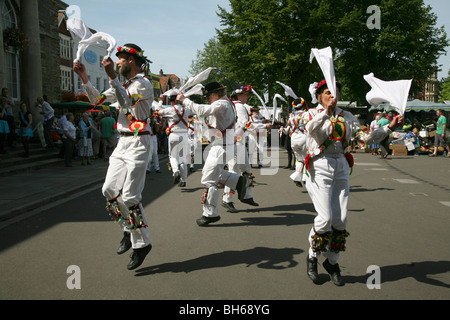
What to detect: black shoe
<box><xmin>173</xmin><ymin>172</ymin><xmax>181</xmax><ymax>184</ymax></box>
<box><xmin>323</xmin><ymin>259</ymin><xmax>345</xmax><ymax>286</ymax></box>
<box><xmin>117</xmin><ymin>232</ymin><xmax>132</xmax><ymax>255</ymax></box>
<box><xmin>240</xmin><ymin>198</ymin><xmax>259</xmax><ymax>206</ymax></box>
<box><xmin>235</xmin><ymin>175</ymin><xmax>249</xmax><ymax>201</ymax></box>
<box><xmin>306</xmin><ymin>257</ymin><xmax>320</xmax><ymax>284</ymax></box>
<box><xmin>178</xmin><ymin>181</ymin><xmax>186</xmax><ymax>187</ymax></box>
<box><xmin>221</xmin><ymin>201</ymin><xmax>238</xmax><ymax>213</ymax></box>
<box><xmin>156</xmin><ymin>170</ymin><xmax>161</xmax><ymax>173</ymax></box>
<box><xmin>190</xmin><ymin>167</ymin><xmax>195</xmax><ymax>172</ymax></box>
<box><xmin>127</xmin><ymin>244</ymin><xmax>152</xmax><ymax>270</ymax></box>
<box><xmin>196</xmin><ymin>215</ymin><xmax>220</xmax><ymax>226</ymax></box>
<box><xmin>294</xmin><ymin>181</ymin><xmax>303</xmax><ymax>188</ymax></box>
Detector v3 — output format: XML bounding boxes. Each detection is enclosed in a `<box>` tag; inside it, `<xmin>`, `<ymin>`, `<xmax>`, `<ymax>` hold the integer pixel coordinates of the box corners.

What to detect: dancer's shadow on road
<box><xmin>215</xmin><ymin>203</ymin><xmax>316</xmax><ymax>227</ymax></box>
<box><xmin>215</xmin><ymin>212</ymin><xmax>315</xmax><ymax>227</ymax></box>
<box><xmin>135</xmin><ymin>247</ymin><xmax>303</xmax><ymax>276</ymax></box>
<box><xmin>345</xmin><ymin>261</ymin><xmax>450</xmax><ymax>289</ymax></box>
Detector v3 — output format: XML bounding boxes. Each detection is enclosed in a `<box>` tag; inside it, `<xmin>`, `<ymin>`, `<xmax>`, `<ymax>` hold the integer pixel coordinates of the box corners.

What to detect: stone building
<box><xmin>1</xmin><ymin>0</ymin><xmax>68</xmax><ymax>123</ymax></box>
<box><xmin>424</xmin><ymin>71</ymin><xmax>440</xmax><ymax>103</ymax></box>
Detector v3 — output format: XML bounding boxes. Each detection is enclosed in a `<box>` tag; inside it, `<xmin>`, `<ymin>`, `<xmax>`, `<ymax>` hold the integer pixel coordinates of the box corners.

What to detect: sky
<box><xmin>66</xmin><ymin>0</ymin><xmax>230</xmax><ymax>79</ymax></box>
<box><xmin>66</xmin><ymin>0</ymin><xmax>449</xmax><ymax>80</ymax></box>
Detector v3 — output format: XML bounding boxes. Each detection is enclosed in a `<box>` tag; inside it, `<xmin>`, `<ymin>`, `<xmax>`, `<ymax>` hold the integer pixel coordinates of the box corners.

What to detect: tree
<box><xmin>192</xmin><ymin>0</ymin><xmax>448</xmax><ymax>106</ymax></box>
<box><xmin>440</xmin><ymin>71</ymin><xmax>450</xmax><ymax>102</ymax></box>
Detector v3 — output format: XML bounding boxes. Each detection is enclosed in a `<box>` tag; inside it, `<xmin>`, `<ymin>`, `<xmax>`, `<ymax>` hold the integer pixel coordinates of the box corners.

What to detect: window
<box><xmin>60</xmin><ymin>36</ymin><xmax>71</xmax><ymax>60</ymax></box>
<box><xmin>60</xmin><ymin>66</ymin><xmax>73</xmax><ymax>91</ymax></box>
<box><xmin>1</xmin><ymin>0</ymin><xmax>20</xmax><ymax>99</ymax></box>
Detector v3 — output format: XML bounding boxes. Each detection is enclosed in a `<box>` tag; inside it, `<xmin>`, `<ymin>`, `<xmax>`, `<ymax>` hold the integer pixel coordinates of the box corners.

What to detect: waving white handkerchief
<box><xmin>309</xmin><ymin>82</ymin><xmax>319</xmax><ymax>104</ymax></box>
<box><xmin>67</xmin><ymin>17</ymin><xmax>116</xmax><ymax>63</ymax></box>
<box><xmin>252</xmin><ymin>89</ymin><xmax>270</xmax><ymax>117</ymax></box>
<box><xmin>276</xmin><ymin>81</ymin><xmax>298</xmax><ymax>99</ymax></box>
<box><xmin>364</xmin><ymin>73</ymin><xmax>412</xmax><ymax>115</ymax></box>
<box><xmin>179</xmin><ymin>67</ymin><xmax>216</xmax><ymax>93</ymax></box>
<box><xmin>272</xmin><ymin>94</ymin><xmax>286</xmax><ymax>124</ymax></box>
<box><xmin>79</xmin><ymin>32</ymin><xmax>116</xmax><ymax>60</ymax></box>
<box><xmin>310</xmin><ymin>47</ymin><xmax>337</xmax><ymax>98</ymax></box>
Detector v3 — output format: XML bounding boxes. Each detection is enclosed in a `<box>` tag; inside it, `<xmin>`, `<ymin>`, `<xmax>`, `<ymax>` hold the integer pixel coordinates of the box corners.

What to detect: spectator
<box><xmin>35</xmin><ymin>97</ymin><xmax>55</xmax><ymax>148</ymax></box>
<box><xmin>78</xmin><ymin>112</ymin><xmax>94</xmax><ymax>165</ymax></box>
<box><xmin>369</xmin><ymin>114</ymin><xmax>381</xmax><ymax>155</ymax></box>
<box><xmin>1</xmin><ymin>88</ymin><xmax>15</xmax><ymax>147</ymax></box>
<box><xmin>91</xmin><ymin>113</ymin><xmax>102</xmax><ymax>159</ymax></box>
<box><xmin>0</xmin><ymin>97</ymin><xmax>10</xmax><ymax>154</ymax></box>
<box><xmin>62</xmin><ymin>113</ymin><xmax>77</xmax><ymax>167</ymax></box>
<box><xmin>430</xmin><ymin>109</ymin><xmax>450</xmax><ymax>157</ymax></box>
<box><xmin>17</xmin><ymin>102</ymin><xmax>33</xmax><ymax>158</ymax></box>
<box><xmin>56</xmin><ymin>111</ymin><xmax>67</xmax><ymax>159</ymax></box>
<box><xmin>100</xmin><ymin>110</ymin><xmax>116</xmax><ymax>161</ymax></box>
<box><xmin>377</xmin><ymin>113</ymin><xmax>391</xmax><ymax>159</ymax></box>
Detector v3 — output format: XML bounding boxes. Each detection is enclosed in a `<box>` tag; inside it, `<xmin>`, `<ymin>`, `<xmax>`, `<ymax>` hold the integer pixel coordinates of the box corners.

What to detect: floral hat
<box><xmin>116</xmin><ymin>43</ymin><xmax>152</xmax><ymax>64</ymax></box>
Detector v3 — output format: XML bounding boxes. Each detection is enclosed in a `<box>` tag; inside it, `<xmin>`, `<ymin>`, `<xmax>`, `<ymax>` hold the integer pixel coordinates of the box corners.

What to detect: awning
<box><xmin>50</xmin><ymin>101</ymin><xmax>116</xmax><ymax>111</ymax></box>
<box><xmin>368</xmin><ymin>99</ymin><xmax>450</xmax><ymax>113</ymax></box>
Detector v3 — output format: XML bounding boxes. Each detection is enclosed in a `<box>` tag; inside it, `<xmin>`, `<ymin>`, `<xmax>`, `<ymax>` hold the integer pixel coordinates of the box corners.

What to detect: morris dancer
<box><xmin>288</xmin><ymin>98</ymin><xmax>308</xmax><ymax>187</ymax></box>
<box><xmin>74</xmin><ymin>43</ymin><xmax>153</xmax><ymax>270</ymax></box>
<box><xmin>221</xmin><ymin>85</ymin><xmax>270</xmax><ymax>212</ymax></box>
<box><xmin>187</xmin><ymin>114</ymin><xmax>200</xmax><ymax>172</ymax></box>
<box><xmin>304</xmin><ymin>80</ymin><xmax>403</xmax><ymax>286</ymax></box>
<box><xmin>177</xmin><ymin>82</ymin><xmax>250</xmax><ymax>226</ymax></box>
<box><xmin>248</xmin><ymin>106</ymin><xmax>267</xmax><ymax>168</ymax></box>
<box><xmin>158</xmin><ymin>93</ymin><xmax>192</xmax><ymax>187</ymax></box>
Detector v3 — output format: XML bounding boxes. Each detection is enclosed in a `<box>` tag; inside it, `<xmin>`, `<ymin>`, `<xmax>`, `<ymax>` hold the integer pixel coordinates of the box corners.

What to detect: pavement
<box><xmin>0</xmin><ymin>153</ymin><xmax>168</xmax><ymax>222</ymax></box>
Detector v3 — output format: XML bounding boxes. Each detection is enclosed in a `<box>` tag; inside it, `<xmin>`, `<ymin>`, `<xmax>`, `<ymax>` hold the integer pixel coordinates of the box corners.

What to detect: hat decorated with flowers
<box><xmin>116</xmin><ymin>43</ymin><xmax>152</xmax><ymax>64</ymax></box>
<box><xmin>232</xmin><ymin>84</ymin><xmax>253</xmax><ymax>96</ymax></box>
<box><xmin>292</xmin><ymin>97</ymin><xmax>308</xmax><ymax>110</ymax></box>
<box><xmin>315</xmin><ymin>80</ymin><xmax>342</xmax><ymax>97</ymax></box>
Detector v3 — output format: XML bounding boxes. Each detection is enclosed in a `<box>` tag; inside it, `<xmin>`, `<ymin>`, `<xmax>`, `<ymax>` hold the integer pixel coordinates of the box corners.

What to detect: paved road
<box><xmin>0</xmin><ymin>148</ymin><xmax>449</xmax><ymax>302</ymax></box>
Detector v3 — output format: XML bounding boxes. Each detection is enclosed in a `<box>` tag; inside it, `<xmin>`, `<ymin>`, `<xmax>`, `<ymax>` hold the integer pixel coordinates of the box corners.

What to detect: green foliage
<box><xmin>191</xmin><ymin>0</ymin><xmax>448</xmax><ymax>106</ymax></box>
<box><xmin>440</xmin><ymin>71</ymin><xmax>450</xmax><ymax>102</ymax></box>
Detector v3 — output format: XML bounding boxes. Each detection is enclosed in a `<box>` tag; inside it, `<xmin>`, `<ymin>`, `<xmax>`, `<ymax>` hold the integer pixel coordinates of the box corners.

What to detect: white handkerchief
<box><xmin>364</xmin><ymin>73</ymin><xmax>412</xmax><ymax>115</ymax></box>
<box><xmin>310</xmin><ymin>47</ymin><xmax>337</xmax><ymax>98</ymax></box>
<box><xmin>67</xmin><ymin>17</ymin><xmax>116</xmax><ymax>63</ymax></box>
<box><xmin>252</xmin><ymin>89</ymin><xmax>270</xmax><ymax>117</ymax></box>
<box><xmin>309</xmin><ymin>82</ymin><xmax>319</xmax><ymax>104</ymax></box>
<box><xmin>276</xmin><ymin>81</ymin><xmax>298</xmax><ymax>99</ymax></box>
<box><xmin>179</xmin><ymin>67</ymin><xmax>216</xmax><ymax>93</ymax></box>
<box><xmin>272</xmin><ymin>94</ymin><xmax>286</xmax><ymax>123</ymax></box>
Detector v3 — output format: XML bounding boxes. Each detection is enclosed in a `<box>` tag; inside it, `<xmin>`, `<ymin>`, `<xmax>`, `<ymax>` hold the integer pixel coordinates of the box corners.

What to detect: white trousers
<box><xmin>223</xmin><ymin>142</ymin><xmax>252</xmax><ymax>203</ymax></box>
<box><xmin>168</xmin><ymin>132</ymin><xmax>189</xmax><ymax>182</ymax></box>
<box><xmin>289</xmin><ymin>132</ymin><xmax>307</xmax><ymax>182</ymax></box>
<box><xmin>102</xmin><ymin>135</ymin><xmax>152</xmax><ymax>249</ymax></box>
<box><xmin>305</xmin><ymin>156</ymin><xmax>349</xmax><ymax>264</ymax></box>
<box><xmin>147</xmin><ymin>135</ymin><xmax>160</xmax><ymax>171</ymax></box>
<box><xmin>248</xmin><ymin>133</ymin><xmax>265</xmax><ymax>164</ymax></box>
<box><xmin>202</xmin><ymin>144</ymin><xmax>240</xmax><ymax>217</ymax></box>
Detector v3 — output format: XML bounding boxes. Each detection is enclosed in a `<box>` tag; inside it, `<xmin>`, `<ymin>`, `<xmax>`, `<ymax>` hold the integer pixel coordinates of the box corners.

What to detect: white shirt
<box><xmin>63</xmin><ymin>121</ymin><xmax>76</xmax><ymax>140</ymax></box>
<box><xmin>40</xmin><ymin>101</ymin><xmax>54</xmax><ymax>121</ymax></box>
<box><xmin>183</xmin><ymin>96</ymin><xmax>236</xmax><ymax>145</ymax></box>
<box><xmin>159</xmin><ymin>104</ymin><xmax>191</xmax><ymax>133</ymax></box>
<box><xmin>305</xmin><ymin>105</ymin><xmax>392</xmax><ymax>158</ymax></box>
<box><xmin>83</xmin><ymin>73</ymin><xmax>154</xmax><ymax>133</ymax></box>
